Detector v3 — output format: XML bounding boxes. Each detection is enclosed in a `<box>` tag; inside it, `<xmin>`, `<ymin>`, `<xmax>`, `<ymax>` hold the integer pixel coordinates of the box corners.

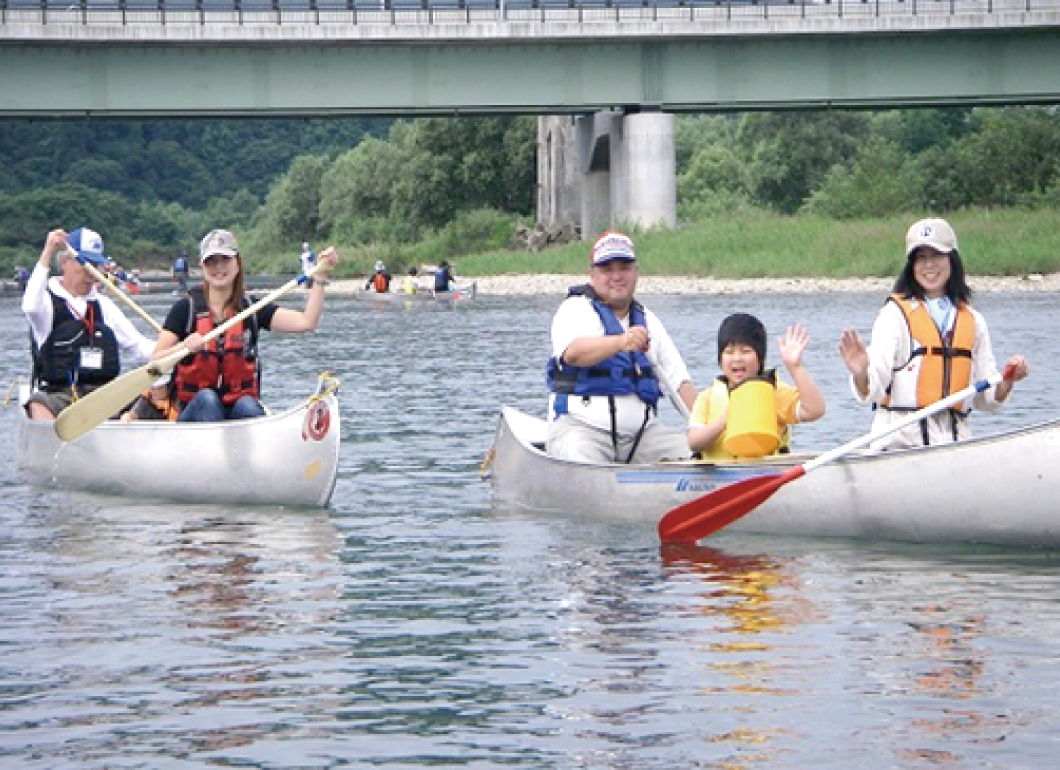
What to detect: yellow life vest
<box><xmin>881</xmin><ymin>294</ymin><xmax>975</xmax><ymax>412</ymax></box>
<box><xmin>699</xmin><ymin>376</ymin><xmax>791</xmax><ymax>462</ymax></box>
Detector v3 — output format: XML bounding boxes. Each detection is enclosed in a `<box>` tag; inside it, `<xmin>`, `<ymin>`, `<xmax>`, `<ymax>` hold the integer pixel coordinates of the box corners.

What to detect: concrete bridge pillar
<box><xmin>537</xmin><ymin>110</ymin><xmax>676</xmax><ymax>242</ymax></box>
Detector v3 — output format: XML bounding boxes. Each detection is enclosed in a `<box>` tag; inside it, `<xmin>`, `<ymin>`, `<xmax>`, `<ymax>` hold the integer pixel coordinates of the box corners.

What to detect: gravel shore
<box><xmin>327</xmin><ymin>272</ymin><xmax>1060</xmax><ymax>296</ymax></box>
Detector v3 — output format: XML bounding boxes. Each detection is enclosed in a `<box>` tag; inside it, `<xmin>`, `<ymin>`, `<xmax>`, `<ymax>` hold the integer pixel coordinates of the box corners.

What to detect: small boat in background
<box><xmin>352</xmin><ymin>281</ymin><xmax>478</xmax><ymax>305</ymax></box>
<box><xmin>16</xmin><ymin>374</ymin><xmax>341</xmax><ymax>508</ymax></box>
<box><xmin>485</xmin><ymin>406</ymin><xmax>1060</xmax><ymax>548</ymax></box>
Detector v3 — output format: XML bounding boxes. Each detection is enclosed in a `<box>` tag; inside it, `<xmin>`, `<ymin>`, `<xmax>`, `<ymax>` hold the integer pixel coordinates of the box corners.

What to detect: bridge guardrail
<box><xmin>1</xmin><ymin>0</ymin><xmax>1057</xmax><ymax>26</ymax></box>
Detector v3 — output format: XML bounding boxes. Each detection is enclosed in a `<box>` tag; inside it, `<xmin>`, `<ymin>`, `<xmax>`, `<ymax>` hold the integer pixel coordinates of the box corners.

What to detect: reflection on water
<box><xmin>2</xmin><ymin>293</ymin><xmax>1060</xmax><ymax>767</ymax></box>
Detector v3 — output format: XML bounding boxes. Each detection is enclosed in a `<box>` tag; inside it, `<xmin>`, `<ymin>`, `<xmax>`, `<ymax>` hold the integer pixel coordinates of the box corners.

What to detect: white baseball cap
<box><xmin>905</xmin><ymin>218</ymin><xmax>958</xmax><ymax>259</ymax></box>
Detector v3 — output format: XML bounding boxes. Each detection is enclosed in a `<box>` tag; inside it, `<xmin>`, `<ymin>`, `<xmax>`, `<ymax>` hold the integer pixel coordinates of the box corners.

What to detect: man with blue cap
<box><xmin>546</xmin><ymin>230</ymin><xmax>698</xmax><ymax>463</ymax></box>
<box><xmin>22</xmin><ymin>227</ymin><xmax>155</xmax><ymax>420</ymax></box>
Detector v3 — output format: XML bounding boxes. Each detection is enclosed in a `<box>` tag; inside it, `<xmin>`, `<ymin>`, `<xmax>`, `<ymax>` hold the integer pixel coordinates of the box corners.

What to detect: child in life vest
<box><xmin>688</xmin><ymin>313</ymin><xmax>825</xmax><ymax>461</ymax></box>
<box><xmin>120</xmin><ymin>373</ymin><xmax>180</xmax><ymax>423</ymax></box>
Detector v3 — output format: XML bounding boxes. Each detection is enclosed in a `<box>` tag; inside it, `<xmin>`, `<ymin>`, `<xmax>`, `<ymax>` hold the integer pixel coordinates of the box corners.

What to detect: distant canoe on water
<box><xmin>351</xmin><ymin>281</ymin><xmax>478</xmax><ymax>305</ymax></box>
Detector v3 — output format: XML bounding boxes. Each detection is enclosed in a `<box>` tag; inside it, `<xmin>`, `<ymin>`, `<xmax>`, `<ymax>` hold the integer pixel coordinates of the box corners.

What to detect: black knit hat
<box><xmin>717</xmin><ymin>313</ymin><xmax>767</xmax><ymax>371</ymax></box>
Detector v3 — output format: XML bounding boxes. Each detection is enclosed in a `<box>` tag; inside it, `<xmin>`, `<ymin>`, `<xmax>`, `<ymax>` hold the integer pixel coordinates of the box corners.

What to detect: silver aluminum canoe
<box><xmin>350</xmin><ymin>281</ymin><xmax>477</xmax><ymax>304</ymax></box>
<box><xmin>17</xmin><ymin>375</ymin><xmax>341</xmax><ymax>508</ymax></box>
<box><xmin>486</xmin><ymin>406</ymin><xmax>1060</xmax><ymax>548</ymax></box>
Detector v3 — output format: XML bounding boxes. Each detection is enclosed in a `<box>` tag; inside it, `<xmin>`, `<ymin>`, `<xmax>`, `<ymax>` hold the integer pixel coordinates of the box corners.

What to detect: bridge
<box><xmin>3</xmin><ymin>0</ymin><xmax>1060</xmax><ymax>234</ymax></box>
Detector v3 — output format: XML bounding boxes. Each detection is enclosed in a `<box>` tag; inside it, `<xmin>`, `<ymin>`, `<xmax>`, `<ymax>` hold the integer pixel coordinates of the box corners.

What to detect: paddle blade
<box><xmin>658</xmin><ymin>466</ymin><xmax>805</xmax><ymax>543</ymax></box>
<box><xmin>54</xmin><ymin>365</ymin><xmax>157</xmax><ymax>442</ymax></box>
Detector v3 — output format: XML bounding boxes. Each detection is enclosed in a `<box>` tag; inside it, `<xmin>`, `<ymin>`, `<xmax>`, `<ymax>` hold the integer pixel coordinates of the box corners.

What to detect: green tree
<box><xmin>803</xmin><ymin>136</ymin><xmax>925</xmax><ymax>219</ymax></box>
<box><xmin>935</xmin><ymin>107</ymin><xmax>1060</xmax><ymax>208</ymax></box>
<box><xmin>737</xmin><ymin>111</ymin><xmax>871</xmax><ymax>213</ymax></box>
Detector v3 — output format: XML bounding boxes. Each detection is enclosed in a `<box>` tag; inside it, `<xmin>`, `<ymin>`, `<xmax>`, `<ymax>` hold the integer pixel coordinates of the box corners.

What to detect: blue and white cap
<box><xmin>67</xmin><ymin>227</ymin><xmax>108</xmax><ymax>265</ymax></box>
<box><xmin>591</xmin><ymin>231</ymin><xmax>636</xmax><ymax>266</ymax></box>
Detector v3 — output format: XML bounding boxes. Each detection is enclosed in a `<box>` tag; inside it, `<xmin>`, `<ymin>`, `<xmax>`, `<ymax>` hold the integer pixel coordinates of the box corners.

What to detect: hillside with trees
<box><xmin>2</xmin><ymin>107</ymin><xmax>1060</xmax><ymax>279</ymax></box>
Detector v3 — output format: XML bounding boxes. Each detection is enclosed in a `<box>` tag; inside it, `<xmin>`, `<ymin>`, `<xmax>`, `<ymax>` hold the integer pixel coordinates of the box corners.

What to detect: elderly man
<box><xmin>546</xmin><ymin>231</ymin><xmax>698</xmax><ymax>463</ymax></box>
<box><xmin>22</xmin><ymin>227</ymin><xmax>155</xmax><ymax>420</ymax></box>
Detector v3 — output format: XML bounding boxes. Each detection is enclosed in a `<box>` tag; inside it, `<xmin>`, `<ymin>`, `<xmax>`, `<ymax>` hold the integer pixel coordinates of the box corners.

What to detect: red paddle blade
<box><xmin>658</xmin><ymin>466</ymin><xmax>805</xmax><ymax>543</ymax></box>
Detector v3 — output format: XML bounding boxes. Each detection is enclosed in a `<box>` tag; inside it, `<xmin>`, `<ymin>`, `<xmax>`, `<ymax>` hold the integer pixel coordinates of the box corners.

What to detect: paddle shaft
<box><xmin>646</xmin><ymin>345</ymin><xmax>690</xmax><ymax>420</ymax></box>
<box><xmin>659</xmin><ymin>365</ymin><xmax>1015</xmax><ymax>543</ymax></box>
<box><xmin>76</xmin><ymin>254</ymin><xmax>163</xmax><ymax>333</ymax></box>
<box><xmin>803</xmin><ymin>367</ymin><xmax>1008</xmax><ymax>473</ymax></box>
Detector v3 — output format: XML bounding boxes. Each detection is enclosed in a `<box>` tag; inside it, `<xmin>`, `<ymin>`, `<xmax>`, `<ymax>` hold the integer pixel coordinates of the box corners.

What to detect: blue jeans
<box><xmin>177</xmin><ymin>389</ymin><xmax>265</xmax><ymax>422</ymax></box>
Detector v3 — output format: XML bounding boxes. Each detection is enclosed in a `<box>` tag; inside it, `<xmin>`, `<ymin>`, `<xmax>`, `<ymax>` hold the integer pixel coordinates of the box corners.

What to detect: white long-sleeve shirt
<box><xmin>851</xmin><ymin>299</ymin><xmax>1004</xmax><ymax>449</ymax></box>
<box><xmin>22</xmin><ymin>264</ymin><xmax>155</xmax><ymax>365</ymax></box>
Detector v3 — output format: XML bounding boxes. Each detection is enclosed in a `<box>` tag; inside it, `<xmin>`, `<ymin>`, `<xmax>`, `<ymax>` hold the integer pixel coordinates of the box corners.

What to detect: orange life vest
<box><xmin>173</xmin><ymin>289</ymin><xmax>260</xmax><ymax>406</ymax></box>
<box><xmin>881</xmin><ymin>294</ymin><xmax>975</xmax><ymax>412</ymax></box>
<box><xmin>138</xmin><ymin>389</ymin><xmax>180</xmax><ymax>421</ymax></box>
<box><xmin>372</xmin><ymin>272</ymin><xmax>389</xmax><ymax>292</ymax></box>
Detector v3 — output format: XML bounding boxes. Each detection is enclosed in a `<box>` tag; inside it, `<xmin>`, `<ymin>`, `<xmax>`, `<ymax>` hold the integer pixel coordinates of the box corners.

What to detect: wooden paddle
<box><xmin>75</xmin><ymin>253</ymin><xmax>163</xmax><ymax>333</ymax></box>
<box><xmin>658</xmin><ymin>364</ymin><xmax>1017</xmax><ymax>543</ymax></box>
<box><xmin>54</xmin><ymin>260</ymin><xmax>327</xmax><ymax>442</ymax></box>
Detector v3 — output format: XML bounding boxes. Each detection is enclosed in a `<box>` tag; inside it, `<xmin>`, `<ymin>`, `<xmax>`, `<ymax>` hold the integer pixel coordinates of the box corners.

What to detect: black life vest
<box><xmin>33</xmin><ymin>289</ymin><xmax>121</xmax><ymax>391</ymax></box>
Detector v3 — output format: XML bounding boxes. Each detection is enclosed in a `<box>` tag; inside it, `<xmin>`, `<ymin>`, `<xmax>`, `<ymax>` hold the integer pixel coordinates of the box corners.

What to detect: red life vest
<box><xmin>173</xmin><ymin>289</ymin><xmax>260</xmax><ymax>406</ymax></box>
<box><xmin>372</xmin><ymin>272</ymin><xmax>389</xmax><ymax>293</ymax></box>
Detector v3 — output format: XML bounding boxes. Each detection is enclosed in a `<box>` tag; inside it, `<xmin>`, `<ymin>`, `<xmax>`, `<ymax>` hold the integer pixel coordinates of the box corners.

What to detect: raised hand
<box><xmin>778</xmin><ymin>323</ymin><xmax>811</xmax><ymax>373</ymax></box>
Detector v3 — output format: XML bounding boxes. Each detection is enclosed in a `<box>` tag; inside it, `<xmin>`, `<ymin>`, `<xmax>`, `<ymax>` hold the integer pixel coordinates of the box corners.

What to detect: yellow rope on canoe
<box><xmin>479</xmin><ymin>445</ymin><xmax>495</xmax><ymax>478</ymax></box>
<box><xmin>1</xmin><ymin>378</ymin><xmax>22</xmax><ymax>408</ymax></box>
<box><xmin>310</xmin><ymin>371</ymin><xmax>340</xmax><ymax>403</ymax></box>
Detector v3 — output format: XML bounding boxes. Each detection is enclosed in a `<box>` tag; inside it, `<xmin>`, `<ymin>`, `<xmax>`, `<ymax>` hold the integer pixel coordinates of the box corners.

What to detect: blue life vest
<box><xmin>546</xmin><ymin>284</ymin><xmax>661</xmax><ymax>416</ymax></box>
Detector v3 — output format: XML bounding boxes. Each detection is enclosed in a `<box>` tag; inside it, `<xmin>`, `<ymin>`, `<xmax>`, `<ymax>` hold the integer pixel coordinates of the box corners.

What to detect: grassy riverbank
<box><xmin>438</xmin><ymin>209</ymin><xmax>1060</xmax><ymax>280</ymax></box>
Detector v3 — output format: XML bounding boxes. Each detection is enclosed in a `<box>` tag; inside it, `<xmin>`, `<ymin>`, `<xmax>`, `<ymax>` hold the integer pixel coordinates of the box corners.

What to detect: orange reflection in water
<box><xmin>660</xmin><ymin>542</ymin><xmax>817</xmax><ymax>764</ymax></box>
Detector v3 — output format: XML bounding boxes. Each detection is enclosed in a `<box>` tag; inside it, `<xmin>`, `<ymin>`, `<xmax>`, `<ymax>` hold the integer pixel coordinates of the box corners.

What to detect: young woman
<box><xmin>838</xmin><ymin>217</ymin><xmax>1029</xmax><ymax>450</ymax></box>
<box><xmin>152</xmin><ymin>229</ymin><xmax>339</xmax><ymax>422</ymax></box>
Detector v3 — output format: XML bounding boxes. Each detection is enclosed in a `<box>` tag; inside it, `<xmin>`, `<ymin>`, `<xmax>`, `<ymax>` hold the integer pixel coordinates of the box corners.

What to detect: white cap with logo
<box><xmin>905</xmin><ymin>218</ymin><xmax>958</xmax><ymax>259</ymax></box>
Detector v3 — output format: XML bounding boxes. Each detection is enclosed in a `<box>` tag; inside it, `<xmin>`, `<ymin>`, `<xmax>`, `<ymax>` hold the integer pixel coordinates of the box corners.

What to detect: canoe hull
<box><xmin>351</xmin><ymin>281</ymin><xmax>477</xmax><ymax>303</ymax></box>
<box><xmin>488</xmin><ymin>406</ymin><xmax>1060</xmax><ymax>548</ymax></box>
<box><xmin>17</xmin><ymin>381</ymin><xmax>341</xmax><ymax>507</ymax></box>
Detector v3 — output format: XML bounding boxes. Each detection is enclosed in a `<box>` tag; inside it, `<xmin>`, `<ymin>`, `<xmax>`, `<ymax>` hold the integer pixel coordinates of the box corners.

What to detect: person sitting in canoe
<box><xmin>433</xmin><ymin>260</ymin><xmax>455</xmax><ymax>293</ymax></box>
<box><xmin>22</xmin><ymin>227</ymin><xmax>156</xmax><ymax>421</ymax></box>
<box><xmin>838</xmin><ymin>217</ymin><xmax>1030</xmax><ymax>451</ymax></box>
<box><xmin>546</xmin><ymin>230</ymin><xmax>698</xmax><ymax>464</ymax></box>
<box><xmin>687</xmin><ymin>313</ymin><xmax>826</xmax><ymax>461</ymax></box>
<box><xmin>365</xmin><ymin>261</ymin><xmax>391</xmax><ymax>293</ymax></box>
<box><xmin>150</xmin><ymin>228</ymin><xmax>339</xmax><ymax>422</ymax></box>
<box><xmin>403</xmin><ymin>266</ymin><xmax>420</xmax><ymax>295</ymax></box>
<box><xmin>120</xmin><ymin>372</ymin><xmax>179</xmax><ymax>423</ymax></box>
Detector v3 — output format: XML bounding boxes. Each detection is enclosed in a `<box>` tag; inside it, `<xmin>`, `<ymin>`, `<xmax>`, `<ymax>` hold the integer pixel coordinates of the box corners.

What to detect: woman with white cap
<box><xmin>151</xmin><ymin>228</ymin><xmax>339</xmax><ymax>422</ymax></box>
<box><xmin>838</xmin><ymin>217</ymin><xmax>1029</xmax><ymax>450</ymax></box>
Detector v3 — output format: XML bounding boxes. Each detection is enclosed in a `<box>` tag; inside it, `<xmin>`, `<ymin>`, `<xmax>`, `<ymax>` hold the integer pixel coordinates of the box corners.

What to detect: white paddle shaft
<box><xmin>804</xmin><ymin>370</ymin><xmax>1006</xmax><ymax>473</ymax></box>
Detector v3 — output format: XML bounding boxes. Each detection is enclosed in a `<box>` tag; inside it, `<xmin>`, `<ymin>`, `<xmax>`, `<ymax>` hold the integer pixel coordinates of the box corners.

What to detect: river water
<box><xmin>2</xmin><ymin>288</ymin><xmax>1059</xmax><ymax>768</ymax></box>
